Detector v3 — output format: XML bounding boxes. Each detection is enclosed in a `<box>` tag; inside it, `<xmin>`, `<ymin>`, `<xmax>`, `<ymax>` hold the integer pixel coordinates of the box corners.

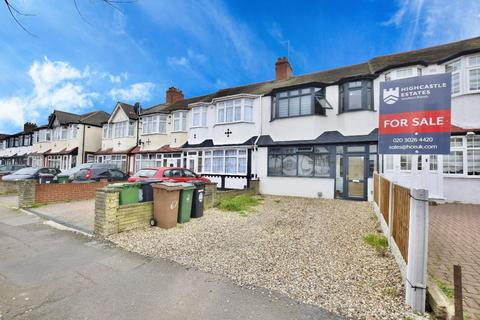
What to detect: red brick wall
<box><xmin>35</xmin><ymin>181</ymin><xmax>110</xmax><ymax>204</ymax></box>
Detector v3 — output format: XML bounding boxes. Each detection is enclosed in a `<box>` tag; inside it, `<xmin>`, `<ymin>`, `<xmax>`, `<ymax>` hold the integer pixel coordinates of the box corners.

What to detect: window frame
<box><xmin>191</xmin><ymin>106</ymin><xmax>208</xmax><ymax>128</ymax></box>
<box><xmin>199</xmin><ymin>148</ymin><xmax>248</xmax><ymax>175</ymax></box>
<box><xmin>172</xmin><ymin>111</ymin><xmax>187</xmax><ymax>132</ymax></box>
<box><xmin>142</xmin><ymin>114</ymin><xmax>167</xmax><ymax>135</ymax></box>
<box><xmin>273</xmin><ymin>87</ymin><xmax>328</xmax><ymax>120</ymax></box>
<box><xmin>339</xmin><ymin>80</ymin><xmax>374</xmax><ymax>113</ymax></box>
<box><xmin>215</xmin><ymin>98</ymin><xmax>255</xmax><ymax>124</ymax></box>
<box><xmin>267</xmin><ymin>146</ymin><xmax>333</xmax><ymax>178</ymax></box>
<box><xmin>443</xmin><ymin>135</ymin><xmax>480</xmax><ymax>177</ymax></box>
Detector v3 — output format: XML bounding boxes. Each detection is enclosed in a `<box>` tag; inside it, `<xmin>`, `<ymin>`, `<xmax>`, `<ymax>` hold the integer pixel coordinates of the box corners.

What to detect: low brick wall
<box><xmin>35</xmin><ymin>181</ymin><xmax>109</xmax><ymax>204</ymax></box>
<box><xmin>0</xmin><ymin>180</ymin><xmax>20</xmax><ymax>195</ymax></box>
<box><xmin>204</xmin><ymin>179</ymin><xmax>260</xmax><ymax>209</ymax></box>
<box><xmin>117</xmin><ymin>202</ymin><xmax>153</xmax><ymax>233</ymax></box>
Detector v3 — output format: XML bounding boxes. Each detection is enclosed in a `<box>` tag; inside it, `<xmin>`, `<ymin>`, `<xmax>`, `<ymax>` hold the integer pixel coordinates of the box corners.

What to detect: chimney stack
<box><xmin>275</xmin><ymin>57</ymin><xmax>293</xmax><ymax>81</ymax></box>
<box><xmin>134</xmin><ymin>102</ymin><xmax>141</xmax><ymax>114</ymax></box>
<box><xmin>166</xmin><ymin>87</ymin><xmax>184</xmax><ymax>104</ymax></box>
<box><xmin>23</xmin><ymin>122</ymin><xmax>37</xmax><ymax>133</ymax></box>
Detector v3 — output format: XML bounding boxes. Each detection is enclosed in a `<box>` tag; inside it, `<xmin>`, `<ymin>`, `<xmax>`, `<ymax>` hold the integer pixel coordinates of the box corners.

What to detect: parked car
<box><xmin>127</xmin><ymin>167</ymin><xmax>211</xmax><ymax>183</ymax></box>
<box><xmin>72</xmin><ymin>167</ymin><xmax>128</xmax><ymax>182</ymax></box>
<box><xmin>2</xmin><ymin>167</ymin><xmax>61</xmax><ymax>181</ymax></box>
<box><xmin>57</xmin><ymin>163</ymin><xmax>118</xmax><ymax>181</ymax></box>
<box><xmin>0</xmin><ymin>164</ymin><xmax>28</xmax><ymax>176</ymax></box>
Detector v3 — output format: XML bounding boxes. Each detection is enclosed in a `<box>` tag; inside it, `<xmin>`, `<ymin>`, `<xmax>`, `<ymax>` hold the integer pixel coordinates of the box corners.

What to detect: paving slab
<box><xmin>429</xmin><ymin>203</ymin><xmax>480</xmax><ymax>319</ymax></box>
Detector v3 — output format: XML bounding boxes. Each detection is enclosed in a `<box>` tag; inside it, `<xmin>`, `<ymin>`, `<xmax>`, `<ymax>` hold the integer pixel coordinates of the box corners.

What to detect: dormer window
<box><xmin>216</xmin><ymin>99</ymin><xmax>253</xmax><ymax>124</ymax></box>
<box><xmin>339</xmin><ymin>80</ymin><xmax>373</xmax><ymax>113</ymax></box>
<box><xmin>273</xmin><ymin>87</ymin><xmax>329</xmax><ymax>120</ymax></box>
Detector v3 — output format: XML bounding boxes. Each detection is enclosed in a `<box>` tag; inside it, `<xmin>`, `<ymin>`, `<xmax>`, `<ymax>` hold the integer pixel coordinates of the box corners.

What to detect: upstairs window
<box><xmin>446</xmin><ymin>60</ymin><xmax>461</xmax><ymax>94</ymax></box>
<box><xmin>468</xmin><ymin>55</ymin><xmax>480</xmax><ymax>92</ymax></box>
<box><xmin>143</xmin><ymin>114</ymin><xmax>167</xmax><ymax>134</ymax></box>
<box><xmin>216</xmin><ymin>98</ymin><xmax>254</xmax><ymax>124</ymax></box>
<box><xmin>69</xmin><ymin>125</ymin><xmax>77</xmax><ymax>139</ymax></box>
<box><xmin>191</xmin><ymin>107</ymin><xmax>207</xmax><ymax>127</ymax></box>
<box><xmin>103</xmin><ymin>124</ymin><xmax>113</xmax><ymax>139</ymax></box>
<box><xmin>339</xmin><ymin>80</ymin><xmax>373</xmax><ymax>113</ymax></box>
<box><xmin>114</xmin><ymin>121</ymin><xmax>134</xmax><ymax>138</ymax></box>
<box><xmin>273</xmin><ymin>87</ymin><xmax>330</xmax><ymax>119</ymax></box>
<box><xmin>24</xmin><ymin>135</ymin><xmax>31</xmax><ymax>146</ymax></box>
<box><xmin>173</xmin><ymin>112</ymin><xmax>187</xmax><ymax>132</ymax></box>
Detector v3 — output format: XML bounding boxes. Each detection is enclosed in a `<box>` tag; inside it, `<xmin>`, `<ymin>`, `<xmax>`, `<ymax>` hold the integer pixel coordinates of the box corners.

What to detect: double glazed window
<box><xmin>268</xmin><ymin>146</ymin><xmax>332</xmax><ymax>177</ymax></box>
<box><xmin>273</xmin><ymin>87</ymin><xmax>329</xmax><ymax>119</ymax></box>
<box><xmin>445</xmin><ymin>55</ymin><xmax>480</xmax><ymax>94</ymax></box>
<box><xmin>216</xmin><ymin>99</ymin><xmax>253</xmax><ymax>124</ymax></box>
<box><xmin>444</xmin><ymin>135</ymin><xmax>480</xmax><ymax>176</ymax></box>
<box><xmin>339</xmin><ymin>80</ymin><xmax>373</xmax><ymax>113</ymax></box>
<box><xmin>142</xmin><ymin>114</ymin><xmax>167</xmax><ymax>134</ymax></box>
<box><xmin>446</xmin><ymin>61</ymin><xmax>461</xmax><ymax>94</ymax></box>
<box><xmin>468</xmin><ymin>55</ymin><xmax>480</xmax><ymax>91</ymax></box>
<box><xmin>201</xmin><ymin>149</ymin><xmax>247</xmax><ymax>174</ymax></box>
<box><xmin>103</xmin><ymin>124</ymin><xmax>113</xmax><ymax>139</ymax></box>
<box><xmin>114</xmin><ymin>121</ymin><xmax>135</xmax><ymax>138</ymax></box>
<box><xmin>191</xmin><ymin>107</ymin><xmax>207</xmax><ymax>127</ymax></box>
<box><xmin>173</xmin><ymin>112</ymin><xmax>187</xmax><ymax>132</ymax></box>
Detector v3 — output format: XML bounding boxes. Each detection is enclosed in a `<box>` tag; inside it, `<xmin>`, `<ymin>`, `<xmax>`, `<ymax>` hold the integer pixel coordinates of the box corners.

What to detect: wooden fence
<box><xmin>372</xmin><ymin>173</ymin><xmax>429</xmax><ymax>313</ymax></box>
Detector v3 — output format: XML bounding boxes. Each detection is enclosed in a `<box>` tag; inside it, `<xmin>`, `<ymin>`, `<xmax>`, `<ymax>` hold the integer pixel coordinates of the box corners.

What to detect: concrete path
<box><xmin>429</xmin><ymin>203</ymin><xmax>480</xmax><ymax>319</ymax></box>
<box><xmin>0</xmin><ymin>195</ymin><xmax>18</xmax><ymax>209</ymax></box>
<box><xmin>27</xmin><ymin>199</ymin><xmax>95</xmax><ymax>234</ymax></box>
<box><xmin>0</xmin><ymin>205</ymin><xmax>342</xmax><ymax>320</ymax></box>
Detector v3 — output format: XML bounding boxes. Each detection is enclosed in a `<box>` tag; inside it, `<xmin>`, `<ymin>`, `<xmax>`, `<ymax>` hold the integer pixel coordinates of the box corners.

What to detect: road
<box><xmin>0</xmin><ymin>204</ymin><xmax>343</xmax><ymax>320</ymax></box>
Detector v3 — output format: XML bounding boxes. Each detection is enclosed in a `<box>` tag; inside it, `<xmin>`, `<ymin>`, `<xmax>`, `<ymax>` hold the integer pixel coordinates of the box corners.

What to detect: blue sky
<box><xmin>0</xmin><ymin>0</ymin><xmax>479</xmax><ymax>133</ymax></box>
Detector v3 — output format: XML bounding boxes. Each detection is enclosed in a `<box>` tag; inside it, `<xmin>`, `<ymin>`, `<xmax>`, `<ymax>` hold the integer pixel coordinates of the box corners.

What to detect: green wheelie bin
<box><xmin>108</xmin><ymin>182</ymin><xmax>141</xmax><ymax>205</ymax></box>
<box><xmin>177</xmin><ymin>183</ymin><xmax>195</xmax><ymax>223</ymax></box>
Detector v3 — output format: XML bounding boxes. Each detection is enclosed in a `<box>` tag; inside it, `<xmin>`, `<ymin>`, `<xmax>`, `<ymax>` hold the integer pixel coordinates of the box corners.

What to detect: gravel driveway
<box><xmin>110</xmin><ymin>196</ymin><xmax>418</xmax><ymax>319</ymax></box>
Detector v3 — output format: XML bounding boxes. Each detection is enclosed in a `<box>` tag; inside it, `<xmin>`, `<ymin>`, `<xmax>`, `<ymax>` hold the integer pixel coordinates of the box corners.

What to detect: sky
<box><xmin>0</xmin><ymin>0</ymin><xmax>479</xmax><ymax>133</ymax></box>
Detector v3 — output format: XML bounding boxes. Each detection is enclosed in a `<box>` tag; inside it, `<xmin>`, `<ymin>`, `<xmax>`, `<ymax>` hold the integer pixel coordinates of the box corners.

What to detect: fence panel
<box><xmin>380</xmin><ymin>176</ymin><xmax>390</xmax><ymax>224</ymax></box>
<box><xmin>392</xmin><ymin>184</ymin><xmax>410</xmax><ymax>262</ymax></box>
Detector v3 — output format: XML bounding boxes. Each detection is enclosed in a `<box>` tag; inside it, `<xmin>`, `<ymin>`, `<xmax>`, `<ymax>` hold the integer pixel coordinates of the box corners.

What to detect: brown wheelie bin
<box><xmin>151</xmin><ymin>182</ymin><xmax>182</xmax><ymax>229</ymax></box>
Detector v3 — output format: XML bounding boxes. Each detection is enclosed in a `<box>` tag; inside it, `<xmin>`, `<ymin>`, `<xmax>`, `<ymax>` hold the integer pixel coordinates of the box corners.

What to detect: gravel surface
<box><xmin>109</xmin><ymin>196</ymin><xmax>422</xmax><ymax>320</ymax></box>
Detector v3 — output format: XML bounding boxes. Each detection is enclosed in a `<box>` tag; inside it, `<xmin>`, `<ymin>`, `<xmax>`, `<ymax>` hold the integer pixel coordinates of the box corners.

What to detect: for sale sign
<box><xmin>379</xmin><ymin>73</ymin><xmax>451</xmax><ymax>154</ymax></box>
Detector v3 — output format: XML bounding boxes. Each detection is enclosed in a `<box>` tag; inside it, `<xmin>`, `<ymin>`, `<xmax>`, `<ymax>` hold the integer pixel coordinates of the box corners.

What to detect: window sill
<box><xmin>337</xmin><ymin>109</ymin><xmax>376</xmax><ymax>115</ymax></box>
<box><xmin>190</xmin><ymin>126</ymin><xmax>208</xmax><ymax>129</ymax></box>
<box><xmin>270</xmin><ymin>114</ymin><xmax>327</xmax><ymax>122</ymax></box>
<box><xmin>141</xmin><ymin>132</ymin><xmax>167</xmax><ymax>136</ymax></box>
<box><xmin>444</xmin><ymin>174</ymin><xmax>480</xmax><ymax>179</ymax></box>
<box><xmin>171</xmin><ymin>131</ymin><xmax>187</xmax><ymax>133</ymax></box>
<box><xmin>214</xmin><ymin>121</ymin><xmax>255</xmax><ymax>126</ymax></box>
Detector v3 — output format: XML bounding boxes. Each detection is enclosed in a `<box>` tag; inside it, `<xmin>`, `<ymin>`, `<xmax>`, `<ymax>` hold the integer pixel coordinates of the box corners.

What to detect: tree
<box><xmin>3</xmin><ymin>0</ymin><xmax>135</xmax><ymax>36</ymax></box>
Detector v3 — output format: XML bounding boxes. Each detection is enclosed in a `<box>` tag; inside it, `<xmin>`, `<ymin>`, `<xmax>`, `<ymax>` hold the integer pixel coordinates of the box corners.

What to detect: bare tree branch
<box><xmin>3</xmin><ymin>0</ymin><xmax>36</xmax><ymax>36</ymax></box>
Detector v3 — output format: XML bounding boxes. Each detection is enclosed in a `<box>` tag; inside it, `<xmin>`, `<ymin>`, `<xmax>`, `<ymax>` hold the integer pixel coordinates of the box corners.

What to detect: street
<box><xmin>0</xmin><ymin>204</ymin><xmax>342</xmax><ymax>320</ymax></box>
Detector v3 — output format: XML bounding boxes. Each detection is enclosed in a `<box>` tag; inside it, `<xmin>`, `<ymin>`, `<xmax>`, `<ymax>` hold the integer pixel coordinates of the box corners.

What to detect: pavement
<box><xmin>429</xmin><ymin>203</ymin><xmax>480</xmax><ymax>319</ymax></box>
<box><xmin>26</xmin><ymin>199</ymin><xmax>95</xmax><ymax>235</ymax></box>
<box><xmin>0</xmin><ymin>204</ymin><xmax>343</xmax><ymax>320</ymax></box>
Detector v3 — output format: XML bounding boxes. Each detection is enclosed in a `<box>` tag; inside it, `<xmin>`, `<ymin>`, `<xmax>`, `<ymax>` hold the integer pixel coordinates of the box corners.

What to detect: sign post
<box><xmin>379</xmin><ymin>74</ymin><xmax>451</xmax><ymax>154</ymax></box>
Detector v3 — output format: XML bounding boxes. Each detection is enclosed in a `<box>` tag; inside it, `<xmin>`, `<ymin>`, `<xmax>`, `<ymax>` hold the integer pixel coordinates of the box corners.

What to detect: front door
<box><xmin>346</xmin><ymin>155</ymin><xmax>366</xmax><ymax>200</ymax></box>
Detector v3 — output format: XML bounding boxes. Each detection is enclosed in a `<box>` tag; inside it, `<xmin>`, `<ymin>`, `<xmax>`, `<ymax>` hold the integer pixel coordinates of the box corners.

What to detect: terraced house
<box><xmin>0</xmin><ymin>123</ymin><xmax>36</xmax><ymax>165</ymax></box>
<box><xmin>177</xmin><ymin>37</ymin><xmax>480</xmax><ymax>203</ymax></box>
<box><xmin>28</xmin><ymin>110</ymin><xmax>109</xmax><ymax>169</ymax></box>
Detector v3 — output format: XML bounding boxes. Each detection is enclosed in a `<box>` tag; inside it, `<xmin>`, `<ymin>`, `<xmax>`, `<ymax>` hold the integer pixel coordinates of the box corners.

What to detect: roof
<box><xmin>451</xmin><ymin>125</ymin><xmax>480</xmax><ymax>134</ymax></box>
<box><xmin>148</xmin><ymin>37</ymin><xmax>480</xmax><ymax>110</ymax></box>
<box><xmin>131</xmin><ymin>144</ymin><xmax>182</xmax><ymax>154</ymax></box>
<box><xmin>257</xmin><ymin>129</ymin><xmax>379</xmax><ymax>147</ymax></box>
<box><xmin>0</xmin><ymin>134</ymin><xmax>10</xmax><ymax>140</ymax></box>
<box><xmin>117</xmin><ymin>102</ymin><xmax>139</xmax><ymax>120</ymax></box>
<box><xmin>49</xmin><ymin>110</ymin><xmax>110</xmax><ymax>127</ymax></box>
<box><xmin>182</xmin><ymin>136</ymin><xmax>258</xmax><ymax>149</ymax></box>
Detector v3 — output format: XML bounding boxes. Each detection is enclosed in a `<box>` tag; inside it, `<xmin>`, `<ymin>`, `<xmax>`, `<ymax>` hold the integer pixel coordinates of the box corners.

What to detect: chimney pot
<box><xmin>275</xmin><ymin>57</ymin><xmax>293</xmax><ymax>81</ymax></box>
<box><xmin>166</xmin><ymin>87</ymin><xmax>184</xmax><ymax>104</ymax></box>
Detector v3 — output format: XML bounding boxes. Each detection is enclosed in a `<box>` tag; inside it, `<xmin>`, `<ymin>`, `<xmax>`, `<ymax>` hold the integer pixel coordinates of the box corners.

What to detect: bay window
<box><xmin>273</xmin><ymin>87</ymin><xmax>329</xmax><ymax>119</ymax></box>
<box><xmin>468</xmin><ymin>55</ymin><xmax>480</xmax><ymax>91</ymax></box>
<box><xmin>173</xmin><ymin>112</ymin><xmax>187</xmax><ymax>132</ymax></box>
<box><xmin>143</xmin><ymin>114</ymin><xmax>167</xmax><ymax>134</ymax></box>
<box><xmin>446</xmin><ymin>60</ymin><xmax>461</xmax><ymax>94</ymax></box>
<box><xmin>200</xmin><ymin>149</ymin><xmax>248</xmax><ymax>175</ymax></box>
<box><xmin>268</xmin><ymin>146</ymin><xmax>332</xmax><ymax>177</ymax></box>
<box><xmin>444</xmin><ymin>135</ymin><xmax>480</xmax><ymax>176</ymax></box>
<box><xmin>339</xmin><ymin>80</ymin><xmax>373</xmax><ymax>113</ymax></box>
<box><xmin>53</xmin><ymin>126</ymin><xmax>69</xmax><ymax>140</ymax></box>
<box><xmin>114</xmin><ymin>121</ymin><xmax>134</xmax><ymax>138</ymax></box>
<box><xmin>191</xmin><ymin>107</ymin><xmax>207</xmax><ymax>127</ymax></box>
<box><xmin>216</xmin><ymin>98</ymin><xmax>255</xmax><ymax>123</ymax></box>
<box><xmin>103</xmin><ymin>124</ymin><xmax>113</xmax><ymax>139</ymax></box>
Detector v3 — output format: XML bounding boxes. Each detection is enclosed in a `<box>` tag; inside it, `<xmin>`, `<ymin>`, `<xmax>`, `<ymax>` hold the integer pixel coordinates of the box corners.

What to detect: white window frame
<box><xmin>114</xmin><ymin>121</ymin><xmax>134</xmax><ymax>138</ymax></box>
<box><xmin>172</xmin><ymin>112</ymin><xmax>187</xmax><ymax>132</ymax></box>
<box><xmin>400</xmin><ymin>155</ymin><xmax>412</xmax><ymax>171</ymax></box>
<box><xmin>443</xmin><ymin>135</ymin><xmax>480</xmax><ymax>177</ymax></box>
<box><xmin>142</xmin><ymin>114</ymin><xmax>167</xmax><ymax>135</ymax></box>
<box><xmin>200</xmin><ymin>148</ymin><xmax>248</xmax><ymax>175</ymax></box>
<box><xmin>215</xmin><ymin>99</ymin><xmax>254</xmax><ymax>124</ymax></box>
<box><xmin>467</xmin><ymin>54</ymin><xmax>480</xmax><ymax>93</ymax></box>
<box><xmin>191</xmin><ymin>107</ymin><xmax>207</xmax><ymax>128</ymax></box>
<box><xmin>103</xmin><ymin>124</ymin><xmax>113</xmax><ymax>139</ymax></box>
<box><xmin>446</xmin><ymin>60</ymin><xmax>462</xmax><ymax>95</ymax></box>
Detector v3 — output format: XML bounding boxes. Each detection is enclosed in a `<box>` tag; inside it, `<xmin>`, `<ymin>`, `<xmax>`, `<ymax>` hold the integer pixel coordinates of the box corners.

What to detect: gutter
<box><xmin>81</xmin><ymin>123</ymin><xmax>85</xmax><ymax>163</ymax></box>
<box><xmin>252</xmin><ymin>94</ymin><xmax>264</xmax><ymax>179</ymax></box>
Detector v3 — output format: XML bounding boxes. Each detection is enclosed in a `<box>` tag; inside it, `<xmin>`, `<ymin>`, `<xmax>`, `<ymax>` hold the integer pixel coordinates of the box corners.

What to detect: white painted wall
<box><xmin>444</xmin><ymin>177</ymin><xmax>480</xmax><ymax>204</ymax></box>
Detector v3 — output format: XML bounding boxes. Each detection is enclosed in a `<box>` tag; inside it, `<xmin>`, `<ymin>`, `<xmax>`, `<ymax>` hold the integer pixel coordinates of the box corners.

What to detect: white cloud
<box><xmin>384</xmin><ymin>0</ymin><xmax>480</xmax><ymax>48</ymax></box>
<box><xmin>0</xmin><ymin>57</ymin><xmax>128</xmax><ymax>133</ymax></box>
<box><xmin>167</xmin><ymin>56</ymin><xmax>189</xmax><ymax>67</ymax></box>
<box><xmin>109</xmin><ymin>82</ymin><xmax>156</xmax><ymax>102</ymax></box>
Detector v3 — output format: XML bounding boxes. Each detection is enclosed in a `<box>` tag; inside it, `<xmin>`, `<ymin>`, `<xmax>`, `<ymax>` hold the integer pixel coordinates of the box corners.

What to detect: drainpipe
<box><xmin>81</xmin><ymin>124</ymin><xmax>85</xmax><ymax>164</ymax></box>
<box><xmin>252</xmin><ymin>94</ymin><xmax>264</xmax><ymax>180</ymax></box>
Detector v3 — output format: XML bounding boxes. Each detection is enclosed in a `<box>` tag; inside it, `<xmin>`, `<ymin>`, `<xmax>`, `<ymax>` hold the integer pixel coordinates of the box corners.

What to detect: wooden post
<box><xmin>454</xmin><ymin>265</ymin><xmax>463</xmax><ymax>320</ymax></box>
<box><xmin>388</xmin><ymin>181</ymin><xmax>394</xmax><ymax>245</ymax></box>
